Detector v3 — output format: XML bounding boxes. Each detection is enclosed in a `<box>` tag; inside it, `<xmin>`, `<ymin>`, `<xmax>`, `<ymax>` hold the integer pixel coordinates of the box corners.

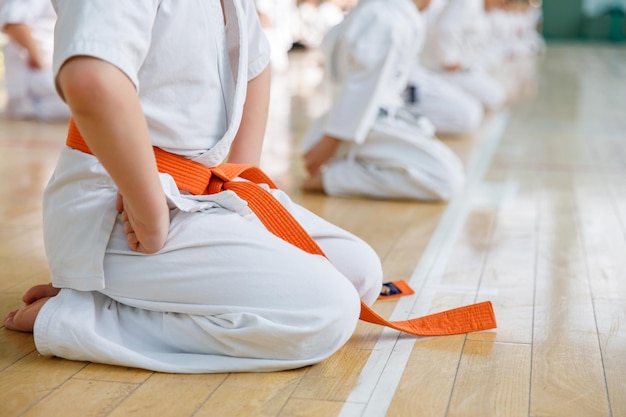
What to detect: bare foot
<box><xmin>4</xmin><ymin>283</ymin><xmax>60</xmax><ymax>333</ymax></box>
<box><xmin>301</xmin><ymin>173</ymin><xmax>326</xmax><ymax>194</ymax></box>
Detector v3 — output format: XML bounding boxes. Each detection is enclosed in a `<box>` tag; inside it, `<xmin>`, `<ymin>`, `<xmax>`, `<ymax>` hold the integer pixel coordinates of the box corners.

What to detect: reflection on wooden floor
<box><xmin>1</xmin><ymin>43</ymin><xmax>625</xmax><ymax>417</ymax></box>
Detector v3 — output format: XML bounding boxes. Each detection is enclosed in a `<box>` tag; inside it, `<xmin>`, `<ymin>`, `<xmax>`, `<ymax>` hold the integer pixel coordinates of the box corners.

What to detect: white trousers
<box><xmin>435</xmin><ymin>67</ymin><xmax>507</xmax><ymax>111</ymax></box>
<box><xmin>305</xmin><ymin>110</ymin><xmax>466</xmax><ymax>201</ymax></box>
<box><xmin>35</xmin><ymin>188</ymin><xmax>382</xmax><ymax>373</ymax></box>
<box><xmin>406</xmin><ymin>69</ymin><xmax>484</xmax><ymax>135</ymax></box>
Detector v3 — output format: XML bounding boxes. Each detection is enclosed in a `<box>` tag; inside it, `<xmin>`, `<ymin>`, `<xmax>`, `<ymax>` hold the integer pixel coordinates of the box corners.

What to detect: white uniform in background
<box><xmin>404</xmin><ymin>67</ymin><xmax>484</xmax><ymax>135</ymax></box>
<box><xmin>402</xmin><ymin>0</ymin><xmax>483</xmax><ymax>136</ymax></box>
<box><xmin>421</xmin><ymin>0</ymin><xmax>506</xmax><ymax>110</ymax></box>
<box><xmin>485</xmin><ymin>5</ymin><xmax>545</xmax><ymax>60</ymax></box>
<box><xmin>302</xmin><ymin>0</ymin><xmax>465</xmax><ymax>201</ymax></box>
<box><xmin>481</xmin><ymin>2</ymin><xmax>543</xmax><ymax>102</ymax></box>
<box><xmin>255</xmin><ymin>0</ymin><xmax>297</xmax><ymax>72</ymax></box>
<box><xmin>36</xmin><ymin>0</ymin><xmax>382</xmax><ymax>373</ymax></box>
<box><xmin>317</xmin><ymin>0</ymin><xmax>345</xmax><ymax>36</ymax></box>
<box><xmin>296</xmin><ymin>0</ymin><xmax>346</xmax><ymax>49</ymax></box>
<box><xmin>486</xmin><ymin>7</ymin><xmax>524</xmax><ymax>60</ymax></box>
<box><xmin>296</xmin><ymin>0</ymin><xmax>323</xmax><ymax>48</ymax></box>
<box><xmin>0</xmin><ymin>0</ymin><xmax>70</xmax><ymax>120</ymax></box>
<box><xmin>523</xmin><ymin>5</ymin><xmax>546</xmax><ymax>54</ymax></box>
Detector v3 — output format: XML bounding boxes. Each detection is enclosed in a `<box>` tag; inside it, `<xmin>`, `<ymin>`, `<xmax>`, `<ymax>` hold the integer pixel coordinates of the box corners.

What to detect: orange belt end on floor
<box><xmin>66</xmin><ymin>118</ymin><xmax>497</xmax><ymax>338</ymax></box>
<box><xmin>360</xmin><ymin>300</ymin><xmax>496</xmax><ymax>337</ymax></box>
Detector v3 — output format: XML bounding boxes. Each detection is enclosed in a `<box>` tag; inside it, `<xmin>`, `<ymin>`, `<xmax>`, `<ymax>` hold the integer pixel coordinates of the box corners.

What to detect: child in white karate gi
<box><xmin>485</xmin><ymin>0</ymin><xmax>545</xmax><ymax>60</ymax></box>
<box><xmin>301</xmin><ymin>0</ymin><xmax>465</xmax><ymax>201</ymax></box>
<box><xmin>401</xmin><ymin>0</ymin><xmax>484</xmax><ymax>136</ymax></box>
<box><xmin>3</xmin><ymin>0</ymin><xmax>383</xmax><ymax>373</ymax></box>
<box><xmin>0</xmin><ymin>0</ymin><xmax>70</xmax><ymax>120</ymax></box>
<box><xmin>404</xmin><ymin>66</ymin><xmax>484</xmax><ymax>136</ymax></box>
<box><xmin>255</xmin><ymin>0</ymin><xmax>297</xmax><ymax>72</ymax></box>
<box><xmin>420</xmin><ymin>0</ymin><xmax>507</xmax><ymax>111</ymax></box>
<box><xmin>295</xmin><ymin>0</ymin><xmax>348</xmax><ymax>49</ymax></box>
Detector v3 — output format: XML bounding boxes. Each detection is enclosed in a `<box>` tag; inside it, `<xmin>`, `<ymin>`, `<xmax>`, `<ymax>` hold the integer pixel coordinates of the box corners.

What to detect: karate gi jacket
<box><xmin>317</xmin><ymin>0</ymin><xmax>426</xmax><ymax>145</ymax></box>
<box><xmin>44</xmin><ymin>0</ymin><xmax>271</xmax><ymax>290</ymax></box>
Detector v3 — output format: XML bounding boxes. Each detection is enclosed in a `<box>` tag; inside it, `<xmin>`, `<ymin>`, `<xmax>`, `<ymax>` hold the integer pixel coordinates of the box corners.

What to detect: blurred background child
<box><xmin>0</xmin><ymin>0</ymin><xmax>69</xmax><ymax>121</ymax></box>
<box><xmin>301</xmin><ymin>0</ymin><xmax>465</xmax><ymax>200</ymax></box>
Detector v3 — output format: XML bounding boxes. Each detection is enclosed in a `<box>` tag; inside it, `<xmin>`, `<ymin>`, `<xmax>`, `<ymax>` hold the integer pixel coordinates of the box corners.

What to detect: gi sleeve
<box><xmin>0</xmin><ymin>0</ymin><xmax>38</xmax><ymax>27</ymax></box>
<box><xmin>51</xmin><ymin>0</ymin><xmax>160</xmax><ymax>90</ymax></box>
<box><xmin>435</xmin><ymin>0</ymin><xmax>467</xmax><ymax>67</ymax></box>
<box><xmin>241</xmin><ymin>0</ymin><xmax>271</xmax><ymax>80</ymax></box>
<box><xmin>322</xmin><ymin>11</ymin><xmax>401</xmax><ymax>144</ymax></box>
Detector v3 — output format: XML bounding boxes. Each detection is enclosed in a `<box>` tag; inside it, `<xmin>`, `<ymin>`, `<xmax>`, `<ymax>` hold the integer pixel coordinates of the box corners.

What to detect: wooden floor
<box><xmin>1</xmin><ymin>42</ymin><xmax>625</xmax><ymax>417</ymax></box>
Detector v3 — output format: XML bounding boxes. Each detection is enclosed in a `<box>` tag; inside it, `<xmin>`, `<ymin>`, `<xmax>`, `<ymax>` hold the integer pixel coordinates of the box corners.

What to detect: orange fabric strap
<box><xmin>65</xmin><ymin>119</ymin><xmax>497</xmax><ymax>337</ymax></box>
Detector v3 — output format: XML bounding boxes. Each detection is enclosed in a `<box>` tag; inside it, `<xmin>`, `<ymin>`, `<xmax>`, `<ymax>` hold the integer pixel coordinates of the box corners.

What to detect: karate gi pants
<box><xmin>436</xmin><ymin>67</ymin><xmax>507</xmax><ymax>111</ymax></box>
<box><xmin>305</xmin><ymin>110</ymin><xmax>465</xmax><ymax>201</ymax></box>
<box><xmin>406</xmin><ymin>69</ymin><xmax>484</xmax><ymax>135</ymax></box>
<box><xmin>34</xmin><ymin>188</ymin><xmax>382</xmax><ymax>373</ymax></box>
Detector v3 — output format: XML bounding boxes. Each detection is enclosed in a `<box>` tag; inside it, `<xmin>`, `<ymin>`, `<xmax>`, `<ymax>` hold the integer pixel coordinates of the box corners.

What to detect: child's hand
<box><xmin>443</xmin><ymin>62</ymin><xmax>462</xmax><ymax>72</ymax></box>
<box><xmin>27</xmin><ymin>49</ymin><xmax>46</xmax><ymax>69</ymax></box>
<box><xmin>116</xmin><ymin>193</ymin><xmax>170</xmax><ymax>254</ymax></box>
<box><xmin>303</xmin><ymin>135</ymin><xmax>341</xmax><ymax>176</ymax></box>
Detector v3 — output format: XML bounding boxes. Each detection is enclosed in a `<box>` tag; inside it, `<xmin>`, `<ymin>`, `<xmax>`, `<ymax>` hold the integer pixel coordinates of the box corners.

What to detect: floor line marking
<box><xmin>337</xmin><ymin>111</ymin><xmax>510</xmax><ymax>417</ymax></box>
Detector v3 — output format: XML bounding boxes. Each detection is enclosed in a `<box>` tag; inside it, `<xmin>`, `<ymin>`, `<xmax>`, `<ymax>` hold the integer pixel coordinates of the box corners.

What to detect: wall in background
<box><xmin>542</xmin><ymin>0</ymin><xmax>626</xmax><ymax>41</ymax></box>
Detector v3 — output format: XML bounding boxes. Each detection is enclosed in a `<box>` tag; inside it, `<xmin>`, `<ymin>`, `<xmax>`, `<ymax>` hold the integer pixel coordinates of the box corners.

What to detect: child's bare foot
<box><xmin>301</xmin><ymin>173</ymin><xmax>326</xmax><ymax>194</ymax></box>
<box><xmin>4</xmin><ymin>283</ymin><xmax>60</xmax><ymax>333</ymax></box>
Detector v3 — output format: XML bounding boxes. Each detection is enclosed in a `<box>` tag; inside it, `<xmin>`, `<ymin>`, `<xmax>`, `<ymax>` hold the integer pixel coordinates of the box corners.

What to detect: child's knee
<box><xmin>456</xmin><ymin>101</ymin><xmax>484</xmax><ymax>134</ymax></box>
<box><xmin>350</xmin><ymin>247</ymin><xmax>383</xmax><ymax>305</ymax></box>
<box><xmin>278</xmin><ymin>283</ymin><xmax>361</xmax><ymax>362</ymax></box>
<box><xmin>323</xmin><ymin>238</ymin><xmax>383</xmax><ymax>305</ymax></box>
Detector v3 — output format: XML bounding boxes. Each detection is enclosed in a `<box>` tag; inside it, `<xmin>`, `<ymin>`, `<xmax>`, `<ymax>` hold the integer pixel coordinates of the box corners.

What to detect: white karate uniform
<box><xmin>401</xmin><ymin>1</ymin><xmax>483</xmax><ymax>136</ymax></box>
<box><xmin>255</xmin><ymin>0</ymin><xmax>296</xmax><ymax>72</ymax></box>
<box><xmin>302</xmin><ymin>0</ymin><xmax>465</xmax><ymax>201</ymax></box>
<box><xmin>295</xmin><ymin>0</ymin><xmax>346</xmax><ymax>49</ymax></box>
<box><xmin>317</xmin><ymin>1</ymin><xmax>346</xmax><ymax>38</ymax></box>
<box><xmin>35</xmin><ymin>0</ymin><xmax>382</xmax><ymax>373</ymax></box>
<box><xmin>405</xmin><ymin>67</ymin><xmax>483</xmax><ymax>135</ymax></box>
<box><xmin>420</xmin><ymin>0</ymin><xmax>506</xmax><ymax>110</ymax></box>
<box><xmin>485</xmin><ymin>6</ymin><xmax>545</xmax><ymax>60</ymax></box>
<box><xmin>0</xmin><ymin>0</ymin><xmax>70</xmax><ymax>120</ymax></box>
<box><xmin>295</xmin><ymin>0</ymin><xmax>321</xmax><ymax>48</ymax></box>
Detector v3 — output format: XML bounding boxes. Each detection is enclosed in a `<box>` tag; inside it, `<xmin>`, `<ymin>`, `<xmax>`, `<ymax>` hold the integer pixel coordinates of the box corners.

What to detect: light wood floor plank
<box><xmin>278</xmin><ymin>398</ymin><xmax>345</xmax><ymax>417</ymax></box>
<box><xmin>450</xmin><ymin>340</ymin><xmax>531</xmax><ymax>417</ymax></box>
<box><xmin>73</xmin><ymin>363</ymin><xmax>154</xmax><ymax>384</ymax></box>
<box><xmin>109</xmin><ymin>373</ymin><xmax>227</xmax><ymax>417</ymax></box>
<box><xmin>574</xmin><ymin>174</ymin><xmax>626</xmax><ymax>417</ymax></box>
<box><xmin>194</xmin><ymin>370</ymin><xmax>306</xmax><ymax>417</ymax></box>
<box><xmin>0</xmin><ymin>255</ymin><xmax>48</xmax><ymax>287</ymax></box>
<box><xmin>20</xmin><ymin>378</ymin><xmax>137</xmax><ymax>417</ymax></box>
<box><xmin>593</xmin><ymin>300</ymin><xmax>626</xmax><ymax>417</ymax></box>
<box><xmin>471</xmin><ymin>173</ymin><xmax>537</xmax><ymax>345</ymax></box>
<box><xmin>385</xmin><ymin>335</ymin><xmax>466</xmax><ymax>417</ymax></box>
<box><xmin>0</xmin><ymin>352</ymin><xmax>86</xmax><ymax>416</ymax></box>
<box><xmin>530</xmin><ymin>174</ymin><xmax>610</xmax><ymax>417</ymax></box>
<box><xmin>291</xmin><ymin>335</ymin><xmax>376</xmax><ymax>402</ymax></box>
<box><xmin>0</xmin><ymin>328</ymin><xmax>34</xmax><ymax>371</ymax></box>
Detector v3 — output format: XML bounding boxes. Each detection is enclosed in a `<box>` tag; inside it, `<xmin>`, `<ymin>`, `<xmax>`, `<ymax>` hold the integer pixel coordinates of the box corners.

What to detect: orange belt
<box><xmin>66</xmin><ymin>119</ymin><xmax>497</xmax><ymax>337</ymax></box>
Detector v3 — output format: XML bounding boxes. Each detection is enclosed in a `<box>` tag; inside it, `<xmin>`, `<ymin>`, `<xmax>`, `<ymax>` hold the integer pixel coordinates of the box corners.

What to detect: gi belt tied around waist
<box><xmin>65</xmin><ymin>118</ymin><xmax>497</xmax><ymax>337</ymax></box>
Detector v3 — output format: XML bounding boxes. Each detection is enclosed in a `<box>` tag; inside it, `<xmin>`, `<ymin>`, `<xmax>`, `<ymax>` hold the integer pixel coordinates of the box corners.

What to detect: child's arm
<box><xmin>3</xmin><ymin>23</ymin><xmax>44</xmax><ymax>69</ymax></box>
<box><xmin>303</xmin><ymin>134</ymin><xmax>341</xmax><ymax>176</ymax></box>
<box><xmin>227</xmin><ymin>65</ymin><xmax>271</xmax><ymax>166</ymax></box>
<box><xmin>57</xmin><ymin>56</ymin><xmax>169</xmax><ymax>254</ymax></box>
